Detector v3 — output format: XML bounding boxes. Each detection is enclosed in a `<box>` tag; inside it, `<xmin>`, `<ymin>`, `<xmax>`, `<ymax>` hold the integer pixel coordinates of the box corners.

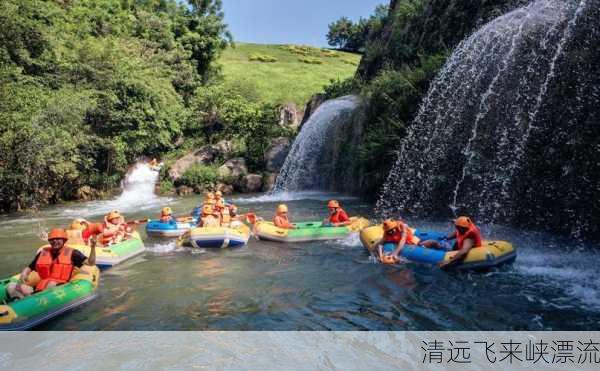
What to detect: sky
<box><xmin>222</xmin><ymin>0</ymin><xmax>385</xmax><ymax>47</ymax></box>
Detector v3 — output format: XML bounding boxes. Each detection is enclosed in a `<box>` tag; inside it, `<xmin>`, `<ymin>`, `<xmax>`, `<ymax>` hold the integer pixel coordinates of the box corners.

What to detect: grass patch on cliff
<box><xmin>218</xmin><ymin>43</ymin><xmax>361</xmax><ymax>106</ymax></box>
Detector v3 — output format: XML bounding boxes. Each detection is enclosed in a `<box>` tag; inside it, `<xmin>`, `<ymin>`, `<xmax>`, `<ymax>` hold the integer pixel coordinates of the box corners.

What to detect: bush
<box><xmin>298</xmin><ymin>58</ymin><xmax>323</xmax><ymax>65</ymax></box>
<box><xmin>323</xmin><ymin>77</ymin><xmax>363</xmax><ymax>100</ymax></box>
<box><xmin>177</xmin><ymin>164</ymin><xmax>218</xmax><ymax>188</ymax></box>
<box><xmin>248</xmin><ymin>54</ymin><xmax>278</xmax><ymax>63</ymax></box>
<box><xmin>158</xmin><ymin>179</ymin><xmax>175</xmax><ymax>194</ymax></box>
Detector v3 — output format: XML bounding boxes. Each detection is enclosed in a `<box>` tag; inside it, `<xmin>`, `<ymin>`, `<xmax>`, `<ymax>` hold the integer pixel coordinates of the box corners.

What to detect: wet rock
<box><xmin>265</xmin><ymin>137</ymin><xmax>291</xmax><ymax>172</ymax></box>
<box><xmin>300</xmin><ymin>93</ymin><xmax>326</xmax><ymax>129</ymax></box>
<box><xmin>217</xmin><ymin>157</ymin><xmax>248</xmax><ymax>182</ymax></box>
<box><xmin>238</xmin><ymin>174</ymin><xmax>263</xmax><ymax>193</ymax></box>
<box><xmin>216</xmin><ymin>183</ymin><xmax>234</xmax><ymax>195</ymax></box>
<box><xmin>262</xmin><ymin>173</ymin><xmax>277</xmax><ymax>192</ymax></box>
<box><xmin>176</xmin><ymin>186</ymin><xmax>194</xmax><ymax>196</ymax></box>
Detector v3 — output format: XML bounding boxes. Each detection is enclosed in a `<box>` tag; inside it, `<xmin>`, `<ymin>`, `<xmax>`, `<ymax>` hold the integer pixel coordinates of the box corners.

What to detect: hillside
<box><xmin>218</xmin><ymin>43</ymin><xmax>361</xmax><ymax>106</ymax></box>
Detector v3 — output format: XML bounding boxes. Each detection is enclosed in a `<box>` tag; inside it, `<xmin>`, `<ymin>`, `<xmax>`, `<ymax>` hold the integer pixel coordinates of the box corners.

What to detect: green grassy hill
<box><xmin>217</xmin><ymin>43</ymin><xmax>361</xmax><ymax>106</ymax></box>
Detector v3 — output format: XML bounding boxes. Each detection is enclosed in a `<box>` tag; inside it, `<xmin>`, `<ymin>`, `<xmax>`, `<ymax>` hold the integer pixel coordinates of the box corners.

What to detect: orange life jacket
<box><xmin>99</xmin><ymin>222</ymin><xmax>126</xmax><ymax>246</ymax></box>
<box><xmin>160</xmin><ymin>215</ymin><xmax>173</xmax><ymax>223</ymax></box>
<box><xmin>273</xmin><ymin>214</ymin><xmax>293</xmax><ymax>229</ymax></box>
<box><xmin>329</xmin><ymin>209</ymin><xmax>349</xmax><ymax>224</ymax></box>
<box><xmin>220</xmin><ymin>208</ymin><xmax>231</xmax><ymax>227</ymax></box>
<box><xmin>383</xmin><ymin>223</ymin><xmax>420</xmax><ymax>245</ymax></box>
<box><xmin>455</xmin><ymin>225</ymin><xmax>483</xmax><ymax>250</ymax></box>
<box><xmin>35</xmin><ymin>247</ymin><xmax>74</xmax><ymax>291</ymax></box>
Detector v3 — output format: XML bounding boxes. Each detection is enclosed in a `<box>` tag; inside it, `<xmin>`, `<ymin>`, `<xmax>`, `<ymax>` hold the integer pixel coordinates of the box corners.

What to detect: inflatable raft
<box><xmin>360</xmin><ymin>225</ymin><xmax>516</xmax><ymax>270</ymax></box>
<box><xmin>254</xmin><ymin>217</ymin><xmax>370</xmax><ymax>243</ymax></box>
<box><xmin>146</xmin><ymin>218</ymin><xmax>196</xmax><ymax>238</ymax></box>
<box><xmin>65</xmin><ymin>230</ymin><xmax>146</xmax><ymax>269</ymax></box>
<box><xmin>0</xmin><ymin>265</ymin><xmax>100</xmax><ymax>330</ymax></box>
<box><xmin>179</xmin><ymin>223</ymin><xmax>251</xmax><ymax>249</ymax></box>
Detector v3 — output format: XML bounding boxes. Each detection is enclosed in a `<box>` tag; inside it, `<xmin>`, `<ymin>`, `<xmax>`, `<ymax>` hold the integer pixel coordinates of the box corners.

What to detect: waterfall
<box><xmin>274</xmin><ymin>95</ymin><xmax>361</xmax><ymax>192</ymax></box>
<box><xmin>377</xmin><ymin>0</ymin><xmax>599</xmax><ymax>237</ymax></box>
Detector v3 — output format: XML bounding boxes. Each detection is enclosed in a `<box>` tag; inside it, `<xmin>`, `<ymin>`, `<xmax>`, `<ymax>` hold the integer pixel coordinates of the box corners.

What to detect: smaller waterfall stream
<box><xmin>274</xmin><ymin>95</ymin><xmax>361</xmax><ymax>192</ymax></box>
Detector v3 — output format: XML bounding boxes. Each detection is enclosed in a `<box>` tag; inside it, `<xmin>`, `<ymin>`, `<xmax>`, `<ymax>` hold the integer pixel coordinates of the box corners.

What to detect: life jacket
<box><xmin>99</xmin><ymin>221</ymin><xmax>126</xmax><ymax>246</ymax></box>
<box><xmin>35</xmin><ymin>247</ymin><xmax>74</xmax><ymax>291</ymax></box>
<box><xmin>220</xmin><ymin>207</ymin><xmax>231</xmax><ymax>227</ymax></box>
<box><xmin>455</xmin><ymin>224</ymin><xmax>483</xmax><ymax>250</ymax></box>
<box><xmin>201</xmin><ymin>215</ymin><xmax>220</xmax><ymax>228</ymax></box>
<box><xmin>273</xmin><ymin>214</ymin><xmax>293</xmax><ymax>229</ymax></box>
<box><xmin>383</xmin><ymin>223</ymin><xmax>420</xmax><ymax>245</ymax></box>
<box><xmin>329</xmin><ymin>209</ymin><xmax>349</xmax><ymax>224</ymax></box>
<box><xmin>160</xmin><ymin>215</ymin><xmax>173</xmax><ymax>223</ymax></box>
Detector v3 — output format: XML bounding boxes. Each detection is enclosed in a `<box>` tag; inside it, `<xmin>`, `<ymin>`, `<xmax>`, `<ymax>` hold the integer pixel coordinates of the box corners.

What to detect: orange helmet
<box><xmin>161</xmin><ymin>207</ymin><xmax>172</xmax><ymax>216</ymax></box>
<box><xmin>48</xmin><ymin>228</ymin><xmax>68</xmax><ymax>241</ymax></box>
<box><xmin>454</xmin><ymin>216</ymin><xmax>473</xmax><ymax>228</ymax></box>
<box><xmin>107</xmin><ymin>210</ymin><xmax>121</xmax><ymax>221</ymax></box>
<box><xmin>202</xmin><ymin>205</ymin><xmax>214</xmax><ymax>215</ymax></box>
<box><xmin>382</xmin><ymin>219</ymin><xmax>399</xmax><ymax>232</ymax></box>
<box><xmin>69</xmin><ymin>218</ymin><xmax>88</xmax><ymax>231</ymax></box>
<box><xmin>277</xmin><ymin>204</ymin><xmax>288</xmax><ymax>214</ymax></box>
<box><xmin>215</xmin><ymin>191</ymin><xmax>223</xmax><ymax>198</ymax></box>
<box><xmin>327</xmin><ymin>200</ymin><xmax>340</xmax><ymax>208</ymax></box>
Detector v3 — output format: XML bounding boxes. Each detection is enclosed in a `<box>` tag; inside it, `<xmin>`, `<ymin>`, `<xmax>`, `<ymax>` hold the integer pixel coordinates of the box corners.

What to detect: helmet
<box><xmin>215</xmin><ymin>191</ymin><xmax>223</xmax><ymax>197</ymax></box>
<box><xmin>107</xmin><ymin>210</ymin><xmax>121</xmax><ymax>221</ymax></box>
<box><xmin>454</xmin><ymin>216</ymin><xmax>472</xmax><ymax>228</ymax></box>
<box><xmin>202</xmin><ymin>205</ymin><xmax>214</xmax><ymax>215</ymax></box>
<box><xmin>205</xmin><ymin>192</ymin><xmax>215</xmax><ymax>200</ymax></box>
<box><xmin>382</xmin><ymin>219</ymin><xmax>399</xmax><ymax>232</ymax></box>
<box><xmin>70</xmin><ymin>218</ymin><xmax>88</xmax><ymax>231</ymax></box>
<box><xmin>161</xmin><ymin>207</ymin><xmax>172</xmax><ymax>216</ymax></box>
<box><xmin>327</xmin><ymin>200</ymin><xmax>340</xmax><ymax>208</ymax></box>
<box><xmin>277</xmin><ymin>204</ymin><xmax>288</xmax><ymax>214</ymax></box>
<box><xmin>48</xmin><ymin>228</ymin><xmax>68</xmax><ymax>241</ymax></box>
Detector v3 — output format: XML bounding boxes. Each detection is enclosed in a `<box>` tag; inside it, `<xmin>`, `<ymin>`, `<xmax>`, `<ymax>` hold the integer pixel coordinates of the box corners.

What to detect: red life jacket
<box><xmin>329</xmin><ymin>209</ymin><xmax>349</xmax><ymax>224</ymax></box>
<box><xmin>455</xmin><ymin>225</ymin><xmax>483</xmax><ymax>250</ymax></box>
<box><xmin>273</xmin><ymin>214</ymin><xmax>293</xmax><ymax>229</ymax></box>
<box><xmin>383</xmin><ymin>224</ymin><xmax>420</xmax><ymax>245</ymax></box>
<box><xmin>35</xmin><ymin>247</ymin><xmax>74</xmax><ymax>291</ymax></box>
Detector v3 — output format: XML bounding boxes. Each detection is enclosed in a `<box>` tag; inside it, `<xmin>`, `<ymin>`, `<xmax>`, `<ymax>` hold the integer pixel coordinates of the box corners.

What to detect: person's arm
<box><xmin>391</xmin><ymin>226</ymin><xmax>408</xmax><ymax>258</ymax></box>
<box><xmin>377</xmin><ymin>243</ymin><xmax>384</xmax><ymax>260</ymax></box>
<box><xmin>20</xmin><ymin>267</ymin><xmax>32</xmax><ymax>282</ymax></box>
<box><xmin>439</xmin><ymin>238</ymin><xmax>474</xmax><ymax>268</ymax></box>
<box><xmin>86</xmin><ymin>237</ymin><xmax>97</xmax><ymax>266</ymax></box>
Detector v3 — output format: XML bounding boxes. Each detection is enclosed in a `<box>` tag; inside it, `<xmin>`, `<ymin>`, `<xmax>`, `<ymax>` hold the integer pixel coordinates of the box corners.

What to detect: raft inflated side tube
<box><xmin>0</xmin><ymin>265</ymin><xmax>100</xmax><ymax>331</ymax></box>
<box><xmin>255</xmin><ymin>217</ymin><xmax>370</xmax><ymax>243</ymax></box>
<box><xmin>65</xmin><ymin>231</ymin><xmax>145</xmax><ymax>269</ymax></box>
<box><xmin>179</xmin><ymin>224</ymin><xmax>251</xmax><ymax>249</ymax></box>
<box><xmin>146</xmin><ymin>219</ymin><xmax>196</xmax><ymax>238</ymax></box>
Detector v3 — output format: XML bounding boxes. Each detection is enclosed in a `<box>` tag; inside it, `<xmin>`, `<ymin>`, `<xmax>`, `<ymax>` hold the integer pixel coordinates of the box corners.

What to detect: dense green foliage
<box><xmin>177</xmin><ymin>164</ymin><xmax>218</xmax><ymax>189</ymax></box>
<box><xmin>326</xmin><ymin>5</ymin><xmax>388</xmax><ymax>52</ymax></box>
<box><xmin>218</xmin><ymin>43</ymin><xmax>361</xmax><ymax>106</ymax></box>
<box><xmin>0</xmin><ymin>0</ymin><xmax>230</xmax><ymax>212</ymax></box>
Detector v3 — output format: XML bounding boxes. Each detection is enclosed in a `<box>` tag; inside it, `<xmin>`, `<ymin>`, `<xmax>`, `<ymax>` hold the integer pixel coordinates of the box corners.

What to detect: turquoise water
<box><xmin>0</xmin><ymin>191</ymin><xmax>599</xmax><ymax>330</ymax></box>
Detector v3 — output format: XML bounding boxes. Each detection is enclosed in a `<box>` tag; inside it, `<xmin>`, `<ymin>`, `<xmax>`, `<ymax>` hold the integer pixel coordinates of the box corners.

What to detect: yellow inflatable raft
<box><xmin>360</xmin><ymin>225</ymin><xmax>516</xmax><ymax>270</ymax></box>
<box><xmin>254</xmin><ymin>217</ymin><xmax>370</xmax><ymax>243</ymax></box>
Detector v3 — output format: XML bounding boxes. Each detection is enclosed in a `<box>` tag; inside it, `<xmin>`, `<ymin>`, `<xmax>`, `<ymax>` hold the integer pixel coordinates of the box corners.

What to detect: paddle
<box><xmin>126</xmin><ymin>219</ymin><xmax>149</xmax><ymax>225</ymax></box>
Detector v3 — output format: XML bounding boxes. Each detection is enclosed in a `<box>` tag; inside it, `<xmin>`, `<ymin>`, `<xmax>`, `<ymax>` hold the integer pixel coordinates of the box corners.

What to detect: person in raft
<box><xmin>420</xmin><ymin>216</ymin><xmax>483</xmax><ymax>268</ymax></box>
<box><xmin>323</xmin><ymin>200</ymin><xmax>351</xmax><ymax>227</ymax></box>
<box><xmin>82</xmin><ymin>210</ymin><xmax>135</xmax><ymax>246</ymax></box>
<box><xmin>273</xmin><ymin>204</ymin><xmax>295</xmax><ymax>229</ymax></box>
<box><xmin>214</xmin><ymin>190</ymin><xmax>228</xmax><ymax>206</ymax></box>
<box><xmin>6</xmin><ymin>228</ymin><xmax>96</xmax><ymax>299</ymax></box>
<box><xmin>374</xmin><ymin>219</ymin><xmax>420</xmax><ymax>264</ymax></box>
<box><xmin>159</xmin><ymin>207</ymin><xmax>175</xmax><ymax>223</ymax></box>
<box><xmin>198</xmin><ymin>205</ymin><xmax>221</xmax><ymax>228</ymax></box>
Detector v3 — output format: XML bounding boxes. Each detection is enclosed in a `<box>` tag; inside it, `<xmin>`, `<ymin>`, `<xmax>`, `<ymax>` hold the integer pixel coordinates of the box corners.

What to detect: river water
<box><xmin>1</xmin><ymin>187</ymin><xmax>599</xmax><ymax>330</ymax></box>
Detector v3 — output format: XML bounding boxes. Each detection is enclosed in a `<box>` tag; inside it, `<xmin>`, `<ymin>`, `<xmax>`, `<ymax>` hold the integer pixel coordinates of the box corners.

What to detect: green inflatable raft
<box><xmin>0</xmin><ymin>265</ymin><xmax>100</xmax><ymax>331</ymax></box>
<box><xmin>254</xmin><ymin>217</ymin><xmax>370</xmax><ymax>243</ymax></box>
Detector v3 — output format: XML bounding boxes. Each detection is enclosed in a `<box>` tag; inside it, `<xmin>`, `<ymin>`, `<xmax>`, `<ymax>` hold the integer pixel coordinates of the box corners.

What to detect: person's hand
<box><xmin>438</xmin><ymin>260</ymin><xmax>450</xmax><ymax>269</ymax></box>
<box><xmin>90</xmin><ymin>237</ymin><xmax>97</xmax><ymax>248</ymax></box>
<box><xmin>19</xmin><ymin>272</ymin><xmax>28</xmax><ymax>283</ymax></box>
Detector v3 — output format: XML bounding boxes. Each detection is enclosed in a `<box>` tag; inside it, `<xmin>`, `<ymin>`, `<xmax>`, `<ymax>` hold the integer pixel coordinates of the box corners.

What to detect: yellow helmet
<box><xmin>107</xmin><ymin>210</ymin><xmax>121</xmax><ymax>221</ymax></box>
<box><xmin>277</xmin><ymin>204</ymin><xmax>288</xmax><ymax>214</ymax></box>
<box><xmin>215</xmin><ymin>191</ymin><xmax>223</xmax><ymax>197</ymax></box>
<box><xmin>161</xmin><ymin>207</ymin><xmax>172</xmax><ymax>216</ymax></box>
<box><xmin>70</xmin><ymin>218</ymin><xmax>88</xmax><ymax>231</ymax></box>
<box><xmin>454</xmin><ymin>216</ymin><xmax>473</xmax><ymax>228</ymax></box>
<box><xmin>205</xmin><ymin>192</ymin><xmax>215</xmax><ymax>200</ymax></box>
<box><xmin>202</xmin><ymin>205</ymin><xmax>214</xmax><ymax>215</ymax></box>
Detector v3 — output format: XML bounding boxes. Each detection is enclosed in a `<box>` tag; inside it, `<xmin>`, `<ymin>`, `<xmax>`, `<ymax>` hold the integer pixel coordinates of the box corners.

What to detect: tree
<box><xmin>326</xmin><ymin>17</ymin><xmax>355</xmax><ymax>50</ymax></box>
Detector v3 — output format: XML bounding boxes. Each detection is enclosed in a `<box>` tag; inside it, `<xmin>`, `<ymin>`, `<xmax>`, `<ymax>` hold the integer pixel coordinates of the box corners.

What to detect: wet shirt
<box><xmin>29</xmin><ymin>248</ymin><xmax>87</xmax><ymax>270</ymax></box>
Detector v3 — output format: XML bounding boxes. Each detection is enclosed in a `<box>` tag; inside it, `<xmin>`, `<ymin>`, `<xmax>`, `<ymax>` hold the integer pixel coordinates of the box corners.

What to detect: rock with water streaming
<box><xmin>377</xmin><ymin>0</ymin><xmax>600</xmax><ymax>239</ymax></box>
<box><xmin>265</xmin><ymin>137</ymin><xmax>292</xmax><ymax>172</ymax></box>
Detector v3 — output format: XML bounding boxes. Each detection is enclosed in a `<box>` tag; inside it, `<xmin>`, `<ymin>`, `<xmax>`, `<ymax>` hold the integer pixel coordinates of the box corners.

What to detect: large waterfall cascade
<box><xmin>377</xmin><ymin>0</ymin><xmax>598</xmax><ymax>237</ymax></box>
<box><xmin>274</xmin><ymin>95</ymin><xmax>361</xmax><ymax>192</ymax></box>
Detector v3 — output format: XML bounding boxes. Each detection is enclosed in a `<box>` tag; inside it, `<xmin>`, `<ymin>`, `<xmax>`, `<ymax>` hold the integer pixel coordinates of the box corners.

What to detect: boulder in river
<box><xmin>217</xmin><ymin>157</ymin><xmax>248</xmax><ymax>182</ymax></box>
<box><xmin>262</xmin><ymin>172</ymin><xmax>277</xmax><ymax>192</ymax></box>
<box><xmin>176</xmin><ymin>186</ymin><xmax>194</xmax><ymax>196</ymax></box>
<box><xmin>238</xmin><ymin>174</ymin><xmax>263</xmax><ymax>193</ymax></box>
<box><xmin>215</xmin><ymin>183</ymin><xmax>234</xmax><ymax>195</ymax></box>
<box><xmin>264</xmin><ymin>137</ymin><xmax>291</xmax><ymax>172</ymax></box>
